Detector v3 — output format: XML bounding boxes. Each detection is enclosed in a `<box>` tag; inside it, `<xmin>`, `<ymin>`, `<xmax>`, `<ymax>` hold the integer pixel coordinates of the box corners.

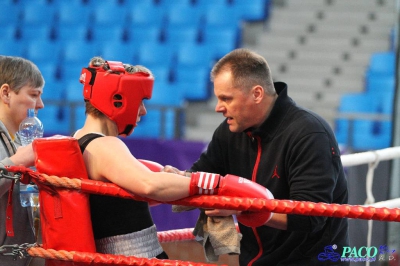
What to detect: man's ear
<box><xmin>252</xmin><ymin>85</ymin><xmax>264</xmax><ymax>103</ymax></box>
<box><xmin>0</xmin><ymin>84</ymin><xmax>11</xmax><ymax>104</ymax></box>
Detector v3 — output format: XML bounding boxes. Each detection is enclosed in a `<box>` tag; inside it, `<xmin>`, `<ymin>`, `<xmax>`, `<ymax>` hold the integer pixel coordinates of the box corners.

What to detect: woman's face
<box><xmin>137</xmin><ymin>101</ymin><xmax>147</xmax><ymax>121</ymax></box>
<box><xmin>7</xmin><ymin>84</ymin><xmax>44</xmax><ymax>130</ymax></box>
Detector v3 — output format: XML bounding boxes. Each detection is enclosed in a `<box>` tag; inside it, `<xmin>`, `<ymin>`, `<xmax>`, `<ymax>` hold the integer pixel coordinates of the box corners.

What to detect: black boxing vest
<box><xmin>78</xmin><ymin>133</ymin><xmax>154</xmax><ymax>239</ymax></box>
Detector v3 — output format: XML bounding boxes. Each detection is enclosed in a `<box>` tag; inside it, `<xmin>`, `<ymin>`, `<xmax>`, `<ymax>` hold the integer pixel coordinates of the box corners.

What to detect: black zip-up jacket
<box><xmin>190</xmin><ymin>82</ymin><xmax>349</xmax><ymax>266</ymax></box>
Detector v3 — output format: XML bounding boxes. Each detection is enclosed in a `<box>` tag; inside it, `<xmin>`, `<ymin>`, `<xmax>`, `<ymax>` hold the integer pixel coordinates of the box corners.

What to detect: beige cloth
<box><xmin>172</xmin><ymin>205</ymin><xmax>242</xmax><ymax>262</ymax></box>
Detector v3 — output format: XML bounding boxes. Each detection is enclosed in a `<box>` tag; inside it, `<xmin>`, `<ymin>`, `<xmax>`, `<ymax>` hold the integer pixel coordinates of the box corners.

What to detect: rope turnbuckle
<box><xmin>0</xmin><ymin>243</ymin><xmax>34</xmax><ymax>260</ymax></box>
<box><xmin>0</xmin><ymin>167</ymin><xmax>21</xmax><ymax>181</ymax></box>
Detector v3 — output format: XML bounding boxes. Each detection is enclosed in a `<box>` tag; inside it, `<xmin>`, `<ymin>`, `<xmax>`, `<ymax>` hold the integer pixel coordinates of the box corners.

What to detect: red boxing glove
<box><xmin>138</xmin><ymin>159</ymin><xmax>163</xmax><ymax>172</ymax></box>
<box><xmin>236</xmin><ymin>188</ymin><xmax>274</xmax><ymax>227</ymax></box>
<box><xmin>190</xmin><ymin>172</ymin><xmax>274</xmax><ymax>227</ymax></box>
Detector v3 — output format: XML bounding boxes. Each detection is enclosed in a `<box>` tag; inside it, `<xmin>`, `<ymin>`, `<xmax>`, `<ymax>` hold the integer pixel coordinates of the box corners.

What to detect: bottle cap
<box><xmin>27</xmin><ymin>109</ymin><xmax>35</xmax><ymax>118</ymax></box>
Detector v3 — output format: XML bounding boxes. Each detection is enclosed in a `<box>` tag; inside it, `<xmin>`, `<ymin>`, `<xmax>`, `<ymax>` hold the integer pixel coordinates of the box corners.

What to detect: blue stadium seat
<box><xmin>126</xmin><ymin>25</ymin><xmax>162</xmax><ymax>45</ymax></box>
<box><xmin>335</xmin><ymin>91</ymin><xmax>393</xmax><ymax>150</ymax></box>
<box><xmin>334</xmin><ymin>93</ymin><xmax>374</xmax><ymax>147</ymax></box>
<box><xmin>165</xmin><ymin>4</ymin><xmax>203</xmax><ymax>28</ymax></box>
<box><xmin>352</xmin><ymin>119</ymin><xmax>392</xmax><ymax>150</ymax></box>
<box><xmin>15</xmin><ymin>0</ymin><xmax>52</xmax><ymax>5</ymax></box>
<box><xmin>59</xmin><ymin>62</ymin><xmax>86</xmax><ymax>83</ymax></box>
<box><xmin>0</xmin><ymin>25</ymin><xmax>17</xmax><ymax>41</ymax></box>
<box><xmin>175</xmin><ymin>43</ymin><xmax>215</xmax><ymax>68</ymax></box>
<box><xmin>201</xmin><ymin>25</ymin><xmax>239</xmax><ymax>59</ymax></box>
<box><xmin>338</xmin><ymin>93</ymin><xmax>375</xmax><ymax>113</ymax></box>
<box><xmin>20</xmin><ymin>2</ymin><xmax>56</xmax><ymax>26</ymax></box>
<box><xmin>145</xmin><ymin>64</ymin><xmax>171</xmax><ymax>83</ymax></box>
<box><xmin>18</xmin><ymin>24</ymin><xmax>53</xmax><ymax>41</ymax></box>
<box><xmin>89</xmin><ymin>25</ymin><xmax>126</xmax><ymax>43</ymax></box>
<box><xmin>127</xmin><ymin>3</ymin><xmax>165</xmax><ymax>27</ymax></box>
<box><xmin>91</xmin><ymin>3</ymin><xmax>128</xmax><ymax>28</ymax></box>
<box><xmin>35</xmin><ymin>62</ymin><xmax>60</xmax><ymax>85</ymax></box>
<box><xmin>40</xmin><ymin>78</ymin><xmax>63</xmax><ymax>101</ymax></box>
<box><xmin>158</xmin><ymin>0</ymin><xmax>193</xmax><ymax>10</ymax></box>
<box><xmin>366</xmin><ymin>51</ymin><xmax>395</xmax><ymax>77</ymax></box>
<box><xmin>128</xmin><ymin>108</ymin><xmax>162</xmax><ymax>139</ymax></box>
<box><xmin>374</xmin><ymin>90</ymin><xmax>394</xmax><ymax>115</ymax></box>
<box><xmin>61</xmin><ymin>41</ymin><xmax>99</xmax><ymax>65</ymax></box>
<box><xmin>59</xmin><ymin>79</ymin><xmax>86</xmax><ymax>133</ymax></box>
<box><xmin>60</xmin><ymin>102</ymin><xmax>86</xmax><ymax>135</ymax></box>
<box><xmin>163</xmin><ymin>25</ymin><xmax>200</xmax><ymax>46</ymax></box>
<box><xmin>366</xmin><ymin>75</ymin><xmax>395</xmax><ymax>95</ymax></box>
<box><xmin>201</xmin><ymin>5</ymin><xmax>242</xmax><ymax>58</ymax></box>
<box><xmin>203</xmin><ymin>4</ymin><xmax>241</xmax><ymax>27</ymax></box>
<box><xmin>74</xmin><ymin>105</ymin><xmax>87</xmax><ymax>131</ymax></box>
<box><xmin>137</xmin><ymin>42</ymin><xmax>176</xmax><ymax>68</ymax></box>
<box><xmin>63</xmin><ymin>80</ymin><xmax>84</xmax><ymax>102</ymax></box>
<box><xmin>98</xmin><ymin>41</ymin><xmax>138</xmax><ymax>62</ymax></box>
<box><xmin>55</xmin><ymin>2</ymin><xmax>91</xmax><ymax>27</ymax></box>
<box><xmin>37</xmin><ymin>104</ymin><xmax>70</xmax><ymax>135</ymax></box>
<box><xmin>0</xmin><ymin>40</ymin><xmax>25</xmax><ymax>57</ymax></box>
<box><xmin>231</xmin><ymin>0</ymin><xmax>271</xmax><ymax>22</ymax></box>
<box><xmin>195</xmin><ymin>0</ymin><xmax>228</xmax><ymax>9</ymax></box>
<box><xmin>150</xmin><ymin>81</ymin><xmax>185</xmax><ymax>107</ymax></box>
<box><xmin>144</xmin><ymin>82</ymin><xmax>186</xmax><ymax>139</ymax></box>
<box><xmin>0</xmin><ymin>3</ymin><xmax>21</xmax><ymax>25</ymax></box>
<box><xmin>54</xmin><ymin>25</ymin><xmax>89</xmax><ymax>42</ymax></box>
<box><xmin>25</xmin><ymin>40</ymin><xmax>62</xmax><ymax>64</ymax></box>
<box><xmin>131</xmin><ymin>98</ymin><xmax>185</xmax><ymax>140</ymax></box>
<box><xmin>121</xmin><ymin>0</ymin><xmax>154</xmax><ymax>8</ymax></box>
<box><xmin>174</xmin><ymin>65</ymin><xmax>210</xmax><ymax>101</ymax></box>
<box><xmin>131</xmin><ymin>106</ymin><xmax>184</xmax><ymax>139</ymax></box>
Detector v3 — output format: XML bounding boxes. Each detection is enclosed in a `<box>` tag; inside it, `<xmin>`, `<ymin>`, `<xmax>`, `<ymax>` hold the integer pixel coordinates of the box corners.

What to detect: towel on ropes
<box><xmin>172</xmin><ymin>205</ymin><xmax>242</xmax><ymax>262</ymax></box>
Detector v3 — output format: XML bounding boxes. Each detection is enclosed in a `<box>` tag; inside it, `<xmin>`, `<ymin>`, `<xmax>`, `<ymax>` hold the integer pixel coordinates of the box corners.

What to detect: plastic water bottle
<box><xmin>18</xmin><ymin>108</ymin><xmax>43</xmax><ymax>207</ymax></box>
<box><xmin>20</xmin><ymin>184</ymin><xmax>39</xmax><ymax>207</ymax></box>
<box><xmin>18</xmin><ymin>108</ymin><xmax>44</xmax><ymax>146</ymax></box>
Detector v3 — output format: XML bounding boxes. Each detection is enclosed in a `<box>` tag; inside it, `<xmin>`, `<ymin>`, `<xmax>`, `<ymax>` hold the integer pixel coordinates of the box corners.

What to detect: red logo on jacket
<box><xmin>272</xmin><ymin>165</ymin><xmax>280</xmax><ymax>178</ymax></box>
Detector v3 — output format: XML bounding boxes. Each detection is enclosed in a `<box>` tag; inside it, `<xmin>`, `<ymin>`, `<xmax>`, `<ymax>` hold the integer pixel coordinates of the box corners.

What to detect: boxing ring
<box><xmin>1</xmin><ymin>146</ymin><xmax>400</xmax><ymax>265</ymax></box>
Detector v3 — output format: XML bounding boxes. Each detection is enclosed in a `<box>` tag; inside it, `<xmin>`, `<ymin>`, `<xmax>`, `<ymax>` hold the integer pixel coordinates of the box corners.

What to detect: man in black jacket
<box><xmin>188</xmin><ymin>48</ymin><xmax>349</xmax><ymax>265</ymax></box>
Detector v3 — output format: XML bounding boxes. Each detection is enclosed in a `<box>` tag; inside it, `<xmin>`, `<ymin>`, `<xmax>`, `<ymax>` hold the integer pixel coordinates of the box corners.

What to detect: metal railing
<box><xmin>335</xmin><ymin>112</ymin><xmax>392</xmax><ymax>150</ymax></box>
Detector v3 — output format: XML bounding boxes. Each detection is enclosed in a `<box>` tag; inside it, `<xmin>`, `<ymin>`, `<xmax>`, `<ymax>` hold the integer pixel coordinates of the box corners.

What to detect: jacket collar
<box><xmin>246</xmin><ymin>82</ymin><xmax>295</xmax><ymax>140</ymax></box>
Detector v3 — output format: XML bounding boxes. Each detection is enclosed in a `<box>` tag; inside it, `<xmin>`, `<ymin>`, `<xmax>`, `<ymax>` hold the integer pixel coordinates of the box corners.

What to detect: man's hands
<box><xmin>162</xmin><ymin>165</ymin><xmax>188</xmax><ymax>176</ymax></box>
<box><xmin>163</xmin><ymin>166</ymin><xmax>275</xmax><ymax>227</ymax></box>
<box><xmin>190</xmin><ymin>172</ymin><xmax>274</xmax><ymax>227</ymax></box>
<box><xmin>10</xmin><ymin>143</ymin><xmax>35</xmax><ymax>167</ymax></box>
<box><xmin>205</xmin><ymin>209</ymin><xmax>240</xmax><ymax>217</ymax></box>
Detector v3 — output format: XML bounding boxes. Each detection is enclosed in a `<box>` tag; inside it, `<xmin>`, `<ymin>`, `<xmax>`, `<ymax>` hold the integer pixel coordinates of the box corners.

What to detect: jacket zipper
<box><xmin>247</xmin><ymin>135</ymin><xmax>263</xmax><ymax>266</ymax></box>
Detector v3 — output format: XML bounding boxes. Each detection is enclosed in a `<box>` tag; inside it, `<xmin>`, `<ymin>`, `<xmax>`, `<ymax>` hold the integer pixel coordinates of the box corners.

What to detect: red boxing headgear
<box><xmin>79</xmin><ymin>61</ymin><xmax>154</xmax><ymax>136</ymax></box>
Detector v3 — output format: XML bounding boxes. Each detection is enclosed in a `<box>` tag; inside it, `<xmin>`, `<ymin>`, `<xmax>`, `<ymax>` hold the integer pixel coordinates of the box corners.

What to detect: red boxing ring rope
<box><xmin>23</xmin><ymin>171</ymin><xmax>400</xmax><ymax>222</ymax></box>
<box><xmin>157</xmin><ymin>228</ymin><xmax>196</xmax><ymax>242</ymax></box>
<box><xmin>3</xmin><ymin>165</ymin><xmax>400</xmax><ymax>265</ymax></box>
<box><xmin>26</xmin><ymin>246</ymin><xmax>220</xmax><ymax>266</ymax></box>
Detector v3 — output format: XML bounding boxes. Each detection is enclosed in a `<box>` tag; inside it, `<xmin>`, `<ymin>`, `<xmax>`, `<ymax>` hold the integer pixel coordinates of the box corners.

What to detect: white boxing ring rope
<box><xmin>366</xmin><ymin>198</ymin><xmax>400</xmax><ymax>208</ymax></box>
<box><xmin>341</xmin><ymin>146</ymin><xmax>400</xmax><ymax>208</ymax></box>
<box><xmin>341</xmin><ymin>146</ymin><xmax>400</xmax><ymax>167</ymax></box>
<box><xmin>341</xmin><ymin>146</ymin><xmax>400</xmax><ymax>266</ymax></box>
